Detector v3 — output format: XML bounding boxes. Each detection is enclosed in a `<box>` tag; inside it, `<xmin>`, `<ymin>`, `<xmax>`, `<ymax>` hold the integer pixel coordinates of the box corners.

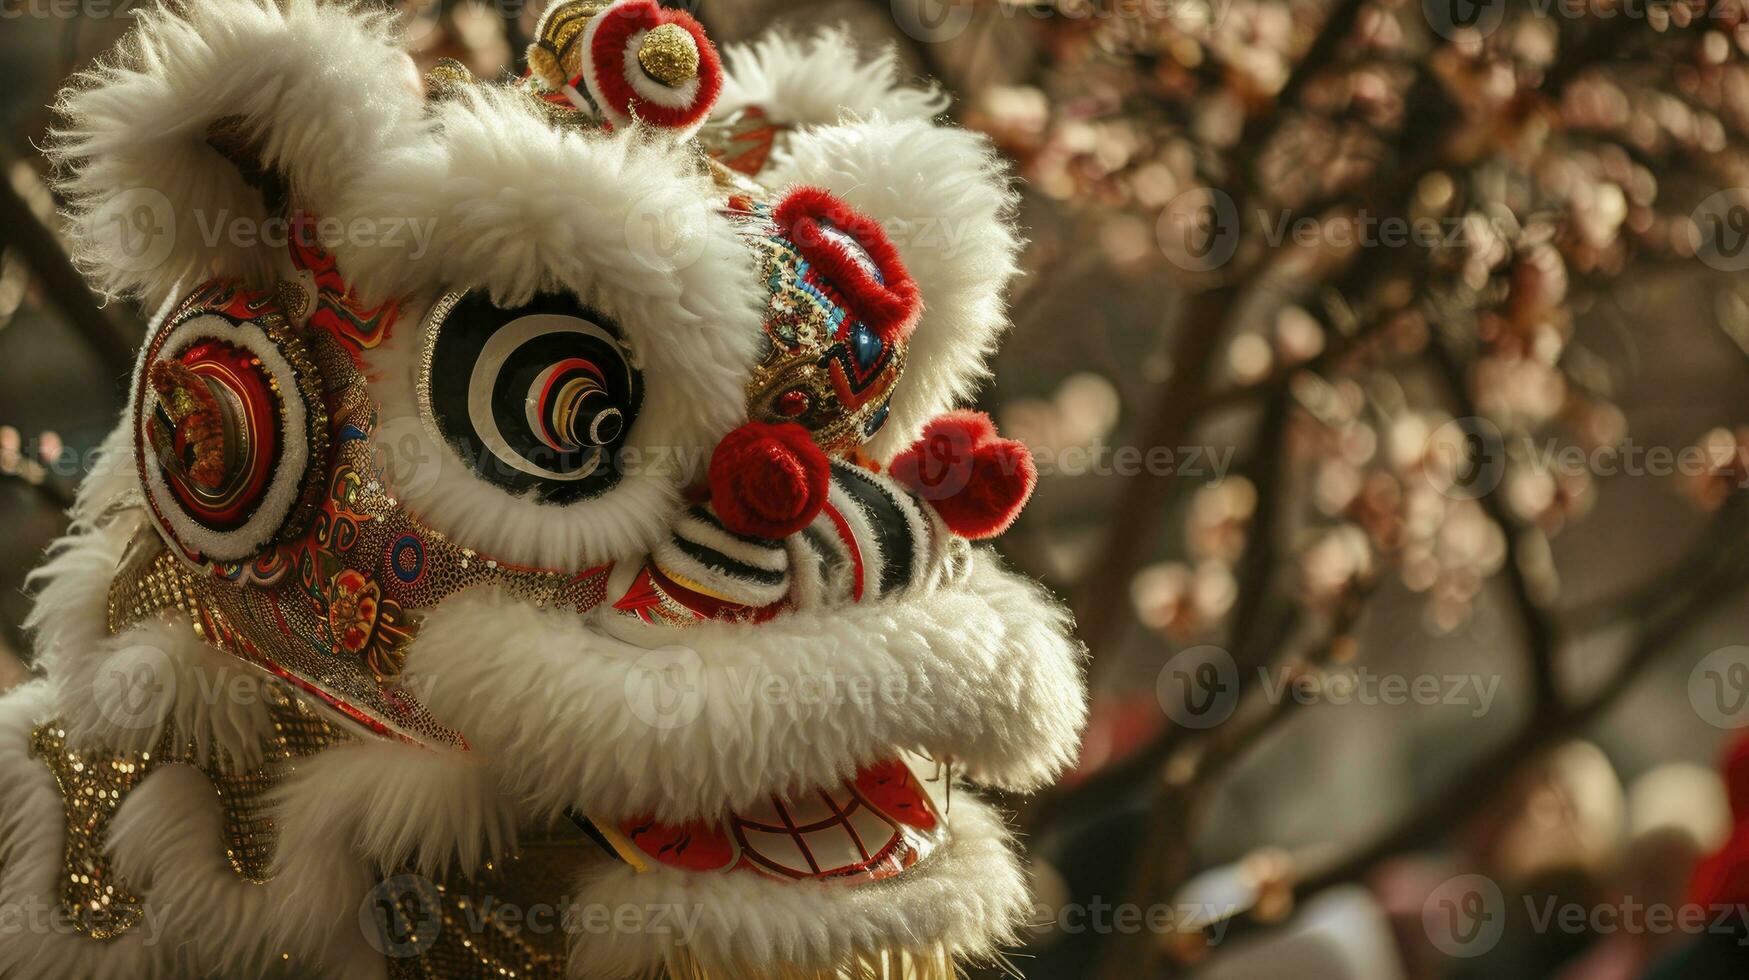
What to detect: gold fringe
<box><xmin>657</xmin><ymin>946</ymin><xmax>961</xmax><ymax>980</ymax></box>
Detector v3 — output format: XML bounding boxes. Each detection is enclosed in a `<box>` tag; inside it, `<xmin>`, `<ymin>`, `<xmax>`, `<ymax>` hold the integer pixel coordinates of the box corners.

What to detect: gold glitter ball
<box><xmin>637</xmin><ymin>24</ymin><xmax>699</xmax><ymax>88</ymax></box>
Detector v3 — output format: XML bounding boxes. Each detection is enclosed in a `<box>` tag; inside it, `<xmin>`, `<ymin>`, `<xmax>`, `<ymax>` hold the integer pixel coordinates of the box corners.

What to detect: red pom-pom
<box><xmin>1724</xmin><ymin>732</ymin><xmax>1749</xmax><ymax>821</ymax></box>
<box><xmin>1689</xmin><ymin>733</ymin><xmax>1749</xmax><ymax>908</ymax></box>
<box><xmin>708</xmin><ymin>422</ymin><xmax>830</xmax><ymax>539</ymax></box>
<box><xmin>586</xmin><ymin>0</ymin><xmax>723</xmax><ymax>131</ymax></box>
<box><xmin>889</xmin><ymin>410</ymin><xmax>1036</xmax><ymax>540</ymax></box>
<box><xmin>1691</xmin><ymin>835</ymin><xmax>1749</xmax><ymax>909</ymax></box>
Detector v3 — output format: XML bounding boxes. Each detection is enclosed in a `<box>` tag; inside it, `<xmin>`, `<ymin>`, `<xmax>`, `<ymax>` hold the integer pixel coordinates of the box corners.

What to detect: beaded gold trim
<box><xmin>424</xmin><ymin>58</ymin><xmax>475</xmax><ymax>103</ymax></box>
<box><xmin>380</xmin><ymin>881</ymin><xmax>569</xmax><ymax>980</ymax></box>
<box><xmin>29</xmin><ymin>691</ymin><xmax>347</xmax><ymax>940</ymax></box>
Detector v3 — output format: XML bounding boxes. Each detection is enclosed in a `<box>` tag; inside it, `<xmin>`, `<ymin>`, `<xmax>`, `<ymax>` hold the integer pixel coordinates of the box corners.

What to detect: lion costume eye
<box><xmin>420</xmin><ymin>291</ymin><xmax>643</xmax><ymax>503</ymax></box>
<box><xmin>132</xmin><ymin>284</ymin><xmax>328</xmax><ymax>564</ymax></box>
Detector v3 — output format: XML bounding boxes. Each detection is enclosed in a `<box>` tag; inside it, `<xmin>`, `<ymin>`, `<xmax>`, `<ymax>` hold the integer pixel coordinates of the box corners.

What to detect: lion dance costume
<box><xmin>0</xmin><ymin>2</ymin><xmax>1089</xmax><ymax>977</ymax></box>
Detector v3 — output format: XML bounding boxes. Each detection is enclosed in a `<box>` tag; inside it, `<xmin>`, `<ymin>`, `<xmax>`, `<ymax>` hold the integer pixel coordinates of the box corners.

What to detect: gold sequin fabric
<box><xmin>375</xmin><ymin>825</ymin><xmax>603</xmax><ymax>980</ymax></box>
<box><xmin>424</xmin><ymin>58</ymin><xmax>477</xmax><ymax>105</ymax></box>
<box><xmin>111</xmin><ymin>319</ymin><xmax>611</xmax><ymax>749</ymax></box>
<box><xmin>29</xmin><ymin>691</ymin><xmax>347</xmax><ymax>940</ymax></box>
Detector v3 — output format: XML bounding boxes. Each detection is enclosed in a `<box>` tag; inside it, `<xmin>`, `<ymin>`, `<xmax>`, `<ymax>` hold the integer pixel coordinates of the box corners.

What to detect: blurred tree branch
<box><xmin>1010</xmin><ymin>0</ymin><xmax>1749</xmax><ymax>968</ymax></box>
<box><xmin>1071</xmin><ymin>0</ymin><xmax>1370</xmax><ymax>677</ymax></box>
<box><xmin>1424</xmin><ymin>324</ymin><xmax>1564</xmax><ymax>714</ymax></box>
<box><xmin>1295</xmin><ymin>487</ymin><xmax>1749</xmax><ymax>899</ymax></box>
<box><xmin>0</xmin><ymin>144</ymin><xmax>136</xmax><ymax>382</ymax></box>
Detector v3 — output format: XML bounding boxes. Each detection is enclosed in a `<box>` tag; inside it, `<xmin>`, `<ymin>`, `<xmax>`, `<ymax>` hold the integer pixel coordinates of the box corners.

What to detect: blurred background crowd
<box><xmin>5</xmin><ymin>0</ymin><xmax>1749</xmax><ymax>976</ymax></box>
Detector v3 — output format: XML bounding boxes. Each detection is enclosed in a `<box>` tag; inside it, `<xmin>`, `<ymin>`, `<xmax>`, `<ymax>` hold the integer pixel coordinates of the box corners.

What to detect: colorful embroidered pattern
<box><xmin>737</xmin><ymin>202</ymin><xmax>909</xmax><ymax>456</ymax></box>
<box><xmin>701</xmin><ymin>105</ymin><xmax>781</xmax><ymax>177</ymax></box>
<box><xmin>287</xmin><ymin>215</ymin><xmax>398</xmax><ymax>362</ymax></box>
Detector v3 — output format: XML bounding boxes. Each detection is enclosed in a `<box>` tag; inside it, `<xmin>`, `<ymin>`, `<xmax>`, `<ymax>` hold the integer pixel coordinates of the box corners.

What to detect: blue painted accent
<box><xmin>863</xmin><ymin>401</ymin><xmax>891</xmax><ymax>436</ymax></box>
<box><xmin>389</xmin><ymin>535</ymin><xmax>426</xmax><ymax>583</ymax></box>
<box><xmin>850</xmin><ymin>322</ymin><xmax>883</xmax><ymax>369</ymax></box>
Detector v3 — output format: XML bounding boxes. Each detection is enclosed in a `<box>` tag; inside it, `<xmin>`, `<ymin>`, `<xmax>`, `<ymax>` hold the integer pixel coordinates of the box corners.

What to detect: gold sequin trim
<box><xmin>424</xmin><ymin>58</ymin><xmax>476</xmax><ymax>103</ymax></box>
<box><xmin>29</xmin><ymin>692</ymin><xmax>347</xmax><ymax>940</ymax></box>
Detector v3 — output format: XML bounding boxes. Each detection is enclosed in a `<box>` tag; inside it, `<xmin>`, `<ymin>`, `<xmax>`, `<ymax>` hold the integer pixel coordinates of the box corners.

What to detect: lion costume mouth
<box><xmin>589</xmin><ymin>755</ymin><xmax>951</xmax><ymax>885</ymax></box>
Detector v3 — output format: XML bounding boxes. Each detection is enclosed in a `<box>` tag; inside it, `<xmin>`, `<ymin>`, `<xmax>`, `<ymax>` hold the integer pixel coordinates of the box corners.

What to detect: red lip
<box><xmin>609</xmin><ymin>757</ymin><xmax>948</xmax><ymax>883</ymax></box>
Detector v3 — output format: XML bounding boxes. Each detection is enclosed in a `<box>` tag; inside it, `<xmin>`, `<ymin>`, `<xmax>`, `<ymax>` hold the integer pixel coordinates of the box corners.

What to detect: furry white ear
<box><xmin>766</xmin><ymin>118</ymin><xmax>1023</xmax><ymax>461</ymax></box>
<box><xmin>715</xmin><ymin>29</ymin><xmax>949</xmax><ymax>127</ymax></box>
<box><xmin>48</xmin><ymin>0</ymin><xmax>425</xmax><ymax>309</ymax></box>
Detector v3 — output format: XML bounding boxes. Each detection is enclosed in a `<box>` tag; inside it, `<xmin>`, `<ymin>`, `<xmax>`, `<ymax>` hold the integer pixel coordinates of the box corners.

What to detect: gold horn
<box><xmin>527</xmin><ymin>0</ymin><xmax>608</xmax><ymax>90</ymax></box>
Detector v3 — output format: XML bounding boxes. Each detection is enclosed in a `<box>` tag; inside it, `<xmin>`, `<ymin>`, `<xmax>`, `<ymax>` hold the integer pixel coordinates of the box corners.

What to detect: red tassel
<box><xmin>889</xmin><ymin>410</ymin><xmax>1036</xmax><ymax>540</ymax></box>
<box><xmin>708</xmin><ymin>422</ymin><xmax>831</xmax><ymax>539</ymax></box>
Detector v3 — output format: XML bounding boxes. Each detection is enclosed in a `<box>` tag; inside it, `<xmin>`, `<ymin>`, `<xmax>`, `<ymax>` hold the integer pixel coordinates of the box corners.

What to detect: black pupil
<box><xmin>427</xmin><ymin>291</ymin><xmax>642</xmax><ymax>504</ymax></box>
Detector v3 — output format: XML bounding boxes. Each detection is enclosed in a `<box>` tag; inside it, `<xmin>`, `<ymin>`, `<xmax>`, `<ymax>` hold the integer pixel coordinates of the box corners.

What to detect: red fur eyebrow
<box><xmin>774</xmin><ymin>187</ymin><xmax>923</xmax><ymax>344</ymax></box>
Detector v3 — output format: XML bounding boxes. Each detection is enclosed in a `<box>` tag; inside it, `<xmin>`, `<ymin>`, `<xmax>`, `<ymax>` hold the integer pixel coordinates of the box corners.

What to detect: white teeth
<box><xmin>736</xmin><ymin>787</ymin><xmax>902</xmax><ymax>879</ymax></box>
